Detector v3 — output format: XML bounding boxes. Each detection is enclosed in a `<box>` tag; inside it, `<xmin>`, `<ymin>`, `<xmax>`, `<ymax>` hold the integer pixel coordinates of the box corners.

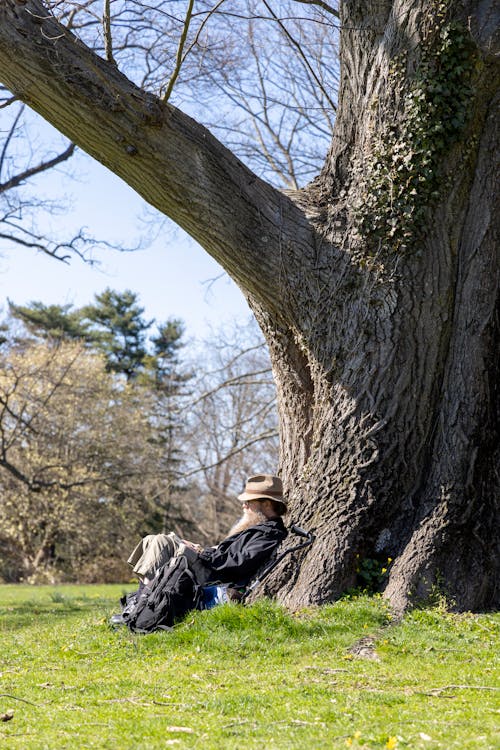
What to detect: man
<box><xmin>112</xmin><ymin>474</ymin><xmax>288</xmax><ymax>631</ymax></box>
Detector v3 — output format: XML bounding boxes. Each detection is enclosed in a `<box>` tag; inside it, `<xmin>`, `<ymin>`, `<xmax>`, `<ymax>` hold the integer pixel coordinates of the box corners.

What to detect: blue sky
<box><xmin>0</xmin><ymin>145</ymin><xmax>252</xmax><ymax>343</ymax></box>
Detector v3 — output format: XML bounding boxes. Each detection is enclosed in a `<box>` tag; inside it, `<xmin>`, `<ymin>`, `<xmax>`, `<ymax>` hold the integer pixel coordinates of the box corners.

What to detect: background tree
<box><xmin>137</xmin><ymin>318</ymin><xmax>193</xmax><ymax>533</ymax></box>
<box><xmin>179</xmin><ymin>318</ymin><xmax>279</xmax><ymax>542</ymax></box>
<box><xmin>9</xmin><ymin>292</ymin><xmax>185</xmax><ymax>380</ymax></box>
<box><xmin>0</xmin><ymin>91</ymin><xmax>111</xmax><ymax>262</ymax></box>
<box><xmin>0</xmin><ymin>338</ymin><xmax>172</xmax><ymax>581</ymax></box>
<box><xmin>2</xmin><ymin>296</ymin><xmax>193</xmax><ymax>576</ymax></box>
<box><xmin>8</xmin><ymin>300</ymin><xmax>92</xmax><ymax>341</ymax></box>
<box><xmin>0</xmin><ymin>1</ymin><xmax>497</xmax><ymax>613</ymax></box>
<box><xmin>79</xmin><ymin>288</ymin><xmax>152</xmax><ymax>379</ymax></box>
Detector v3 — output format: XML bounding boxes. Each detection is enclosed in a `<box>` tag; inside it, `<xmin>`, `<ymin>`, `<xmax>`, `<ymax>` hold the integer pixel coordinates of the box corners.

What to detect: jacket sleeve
<box><xmin>198</xmin><ymin>527</ymin><xmax>283</xmax><ymax>584</ymax></box>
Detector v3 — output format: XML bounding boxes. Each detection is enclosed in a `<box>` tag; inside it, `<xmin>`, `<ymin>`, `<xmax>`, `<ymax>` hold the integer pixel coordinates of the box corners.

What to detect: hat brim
<box><xmin>238</xmin><ymin>491</ymin><xmax>287</xmax><ymax>507</ymax></box>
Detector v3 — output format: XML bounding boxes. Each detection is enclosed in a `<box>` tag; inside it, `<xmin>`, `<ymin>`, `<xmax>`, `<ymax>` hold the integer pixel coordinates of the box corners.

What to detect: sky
<box><xmin>0</xmin><ymin>145</ymin><xmax>252</xmax><ymax>344</ymax></box>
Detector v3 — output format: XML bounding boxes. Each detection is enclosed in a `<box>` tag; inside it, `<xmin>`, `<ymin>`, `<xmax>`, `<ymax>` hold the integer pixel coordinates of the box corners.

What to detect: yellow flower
<box><xmin>345</xmin><ymin>739</ymin><xmax>353</xmax><ymax>747</ymax></box>
<box><xmin>386</xmin><ymin>737</ymin><xmax>398</xmax><ymax>749</ymax></box>
<box><xmin>354</xmin><ymin>730</ymin><xmax>362</xmax><ymax>739</ymax></box>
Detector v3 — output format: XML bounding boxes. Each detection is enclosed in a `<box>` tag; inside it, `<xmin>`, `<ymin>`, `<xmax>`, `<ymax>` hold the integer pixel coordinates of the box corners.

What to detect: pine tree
<box><xmin>80</xmin><ymin>288</ymin><xmax>152</xmax><ymax>380</ymax></box>
<box><xmin>8</xmin><ymin>301</ymin><xmax>90</xmax><ymax>342</ymax></box>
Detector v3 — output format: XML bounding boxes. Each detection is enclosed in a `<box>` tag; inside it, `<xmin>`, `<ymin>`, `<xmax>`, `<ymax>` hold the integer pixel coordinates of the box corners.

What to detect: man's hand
<box><xmin>181</xmin><ymin>540</ymin><xmax>203</xmax><ymax>553</ymax></box>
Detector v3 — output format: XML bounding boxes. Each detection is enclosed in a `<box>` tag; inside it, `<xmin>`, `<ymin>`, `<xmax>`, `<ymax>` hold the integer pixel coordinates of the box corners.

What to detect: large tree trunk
<box><xmin>263</xmin><ymin>0</ymin><xmax>500</xmax><ymax>614</ymax></box>
<box><xmin>0</xmin><ymin>0</ymin><xmax>497</xmax><ymax>613</ymax></box>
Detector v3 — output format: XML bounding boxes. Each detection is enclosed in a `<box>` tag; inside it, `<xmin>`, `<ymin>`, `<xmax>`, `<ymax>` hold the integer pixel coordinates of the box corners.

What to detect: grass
<box><xmin>0</xmin><ymin>584</ymin><xmax>498</xmax><ymax>749</ymax></box>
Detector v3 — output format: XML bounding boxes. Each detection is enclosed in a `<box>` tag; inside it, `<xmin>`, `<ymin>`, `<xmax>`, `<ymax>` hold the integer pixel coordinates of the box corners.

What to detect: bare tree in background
<box><xmin>177</xmin><ymin>317</ymin><xmax>279</xmax><ymax>543</ymax></box>
<box><xmin>0</xmin><ymin>94</ymin><xmax>99</xmax><ymax>261</ymax></box>
<box><xmin>3</xmin><ymin>2</ymin><xmax>338</xmax><ymax>192</ymax></box>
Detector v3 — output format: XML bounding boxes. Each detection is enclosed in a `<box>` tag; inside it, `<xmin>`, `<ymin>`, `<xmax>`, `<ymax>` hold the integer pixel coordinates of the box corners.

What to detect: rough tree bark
<box><xmin>0</xmin><ymin>0</ymin><xmax>497</xmax><ymax>613</ymax></box>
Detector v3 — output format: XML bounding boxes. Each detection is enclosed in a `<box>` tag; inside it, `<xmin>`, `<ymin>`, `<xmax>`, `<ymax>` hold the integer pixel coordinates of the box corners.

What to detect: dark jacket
<box><xmin>197</xmin><ymin>517</ymin><xmax>288</xmax><ymax>585</ymax></box>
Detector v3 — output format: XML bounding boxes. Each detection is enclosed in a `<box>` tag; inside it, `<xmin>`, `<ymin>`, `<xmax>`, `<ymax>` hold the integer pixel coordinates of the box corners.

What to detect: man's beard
<box><xmin>226</xmin><ymin>507</ymin><xmax>268</xmax><ymax>537</ymax></box>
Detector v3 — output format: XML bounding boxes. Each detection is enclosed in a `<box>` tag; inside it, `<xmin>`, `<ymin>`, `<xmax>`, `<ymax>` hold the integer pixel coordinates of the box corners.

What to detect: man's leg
<box><xmin>127</xmin><ymin>533</ymin><xmax>182</xmax><ymax>582</ymax></box>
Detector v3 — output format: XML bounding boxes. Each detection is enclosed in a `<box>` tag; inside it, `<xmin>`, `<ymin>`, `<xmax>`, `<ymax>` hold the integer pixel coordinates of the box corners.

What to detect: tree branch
<box><xmin>0</xmin><ymin>228</ymin><xmax>93</xmax><ymax>263</ymax></box>
<box><xmin>181</xmin><ymin>428</ymin><xmax>279</xmax><ymax>479</ymax></box>
<box><xmin>102</xmin><ymin>0</ymin><xmax>116</xmax><ymax>66</ymax></box>
<box><xmin>0</xmin><ymin>142</ymin><xmax>76</xmax><ymax>193</ymax></box>
<box><xmin>292</xmin><ymin>0</ymin><xmax>340</xmax><ymax>18</ymax></box>
<box><xmin>262</xmin><ymin>0</ymin><xmax>337</xmax><ymax>113</ymax></box>
<box><xmin>0</xmin><ymin>0</ymin><xmax>315</xmax><ymax>314</ymax></box>
<box><xmin>161</xmin><ymin>0</ymin><xmax>195</xmax><ymax>102</ymax></box>
<box><xmin>0</xmin><ymin>102</ymin><xmax>23</xmax><ymax>178</ymax></box>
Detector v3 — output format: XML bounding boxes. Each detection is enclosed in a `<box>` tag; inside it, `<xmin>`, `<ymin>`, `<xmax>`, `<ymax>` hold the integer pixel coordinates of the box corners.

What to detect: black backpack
<box><xmin>122</xmin><ymin>555</ymin><xmax>203</xmax><ymax>633</ymax></box>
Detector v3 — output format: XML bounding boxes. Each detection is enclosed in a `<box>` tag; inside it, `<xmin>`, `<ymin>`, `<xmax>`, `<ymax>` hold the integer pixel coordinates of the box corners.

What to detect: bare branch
<box><xmin>181</xmin><ymin>428</ymin><xmax>278</xmax><ymax>479</ymax></box>
<box><xmin>0</xmin><ymin>103</ymin><xmax>23</xmax><ymax>179</ymax></box>
<box><xmin>188</xmin><ymin>367</ymin><xmax>273</xmax><ymax>408</ymax></box>
<box><xmin>292</xmin><ymin>0</ymin><xmax>339</xmax><ymax>19</ymax></box>
<box><xmin>262</xmin><ymin>0</ymin><xmax>337</xmax><ymax>113</ymax></box>
<box><xmin>162</xmin><ymin>0</ymin><xmax>195</xmax><ymax>101</ymax></box>
<box><xmin>0</xmin><ymin>85</ymin><xmax>18</xmax><ymax>108</ymax></box>
<box><xmin>0</xmin><ymin>142</ymin><xmax>76</xmax><ymax>193</ymax></box>
<box><xmin>102</xmin><ymin>0</ymin><xmax>116</xmax><ymax>65</ymax></box>
<box><xmin>0</xmin><ymin>228</ymin><xmax>97</xmax><ymax>264</ymax></box>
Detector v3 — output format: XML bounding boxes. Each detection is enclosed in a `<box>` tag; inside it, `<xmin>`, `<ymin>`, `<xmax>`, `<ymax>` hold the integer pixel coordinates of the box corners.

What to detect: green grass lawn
<box><xmin>0</xmin><ymin>584</ymin><xmax>498</xmax><ymax>749</ymax></box>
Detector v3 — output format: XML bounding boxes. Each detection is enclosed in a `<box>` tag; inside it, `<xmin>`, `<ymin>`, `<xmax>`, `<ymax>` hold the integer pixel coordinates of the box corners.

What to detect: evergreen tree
<box><xmin>80</xmin><ymin>288</ymin><xmax>152</xmax><ymax>380</ymax></box>
<box><xmin>140</xmin><ymin>319</ymin><xmax>186</xmax><ymax>390</ymax></box>
<box><xmin>7</xmin><ymin>293</ymin><xmax>187</xmax><ymax>383</ymax></box>
<box><xmin>8</xmin><ymin>300</ymin><xmax>90</xmax><ymax>342</ymax></box>
<box><xmin>138</xmin><ymin>318</ymin><xmax>191</xmax><ymax>532</ymax></box>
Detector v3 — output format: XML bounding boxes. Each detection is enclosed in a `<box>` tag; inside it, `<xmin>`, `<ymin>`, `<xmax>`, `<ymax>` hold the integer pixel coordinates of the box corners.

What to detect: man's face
<box><xmin>229</xmin><ymin>500</ymin><xmax>270</xmax><ymax>536</ymax></box>
<box><xmin>243</xmin><ymin>500</ymin><xmax>268</xmax><ymax>520</ymax></box>
<box><xmin>227</xmin><ymin>500</ymin><xmax>268</xmax><ymax>536</ymax></box>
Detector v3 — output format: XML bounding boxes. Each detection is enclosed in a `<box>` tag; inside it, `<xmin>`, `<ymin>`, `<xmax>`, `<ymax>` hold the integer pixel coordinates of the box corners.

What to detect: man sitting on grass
<box><xmin>111</xmin><ymin>474</ymin><xmax>288</xmax><ymax>631</ymax></box>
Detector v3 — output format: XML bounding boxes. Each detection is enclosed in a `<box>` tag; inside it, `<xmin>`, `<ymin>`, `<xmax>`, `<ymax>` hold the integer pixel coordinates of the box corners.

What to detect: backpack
<box><xmin>122</xmin><ymin>555</ymin><xmax>203</xmax><ymax>633</ymax></box>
